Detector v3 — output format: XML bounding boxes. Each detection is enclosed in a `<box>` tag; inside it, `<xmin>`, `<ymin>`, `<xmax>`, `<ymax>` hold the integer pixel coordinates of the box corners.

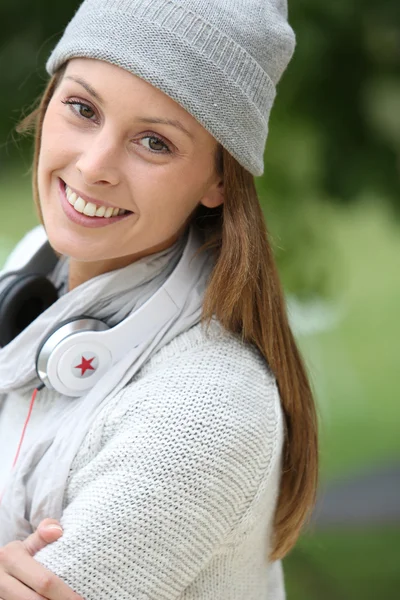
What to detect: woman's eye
<box><xmin>61</xmin><ymin>99</ymin><xmax>171</xmax><ymax>155</ymax></box>
<box><xmin>140</xmin><ymin>136</ymin><xmax>171</xmax><ymax>154</ymax></box>
<box><xmin>61</xmin><ymin>99</ymin><xmax>96</xmax><ymax>121</ymax></box>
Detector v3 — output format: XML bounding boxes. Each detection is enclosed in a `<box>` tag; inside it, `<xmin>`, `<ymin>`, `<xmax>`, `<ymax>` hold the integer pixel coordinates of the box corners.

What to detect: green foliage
<box><xmin>257</xmin><ymin>116</ymin><xmax>340</xmax><ymax>299</ymax></box>
<box><xmin>284</xmin><ymin>0</ymin><xmax>400</xmax><ymax>206</ymax></box>
<box><xmin>0</xmin><ymin>0</ymin><xmax>81</xmax><ymax>163</ymax></box>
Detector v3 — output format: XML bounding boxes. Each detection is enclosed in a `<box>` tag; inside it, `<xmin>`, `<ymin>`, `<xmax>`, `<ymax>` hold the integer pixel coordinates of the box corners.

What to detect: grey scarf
<box><xmin>0</xmin><ymin>224</ymin><xmax>214</xmax><ymax>543</ymax></box>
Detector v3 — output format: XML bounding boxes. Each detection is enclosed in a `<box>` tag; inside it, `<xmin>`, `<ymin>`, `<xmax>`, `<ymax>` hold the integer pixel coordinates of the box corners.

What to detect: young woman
<box><xmin>0</xmin><ymin>1</ymin><xmax>318</xmax><ymax>599</ymax></box>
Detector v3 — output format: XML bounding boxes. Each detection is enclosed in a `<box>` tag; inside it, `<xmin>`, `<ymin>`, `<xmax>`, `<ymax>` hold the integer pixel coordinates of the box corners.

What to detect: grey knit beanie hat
<box><xmin>46</xmin><ymin>0</ymin><xmax>296</xmax><ymax>176</ymax></box>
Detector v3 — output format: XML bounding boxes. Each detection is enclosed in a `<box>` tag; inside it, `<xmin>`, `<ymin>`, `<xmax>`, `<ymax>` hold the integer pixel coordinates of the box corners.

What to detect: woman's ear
<box><xmin>200</xmin><ymin>178</ymin><xmax>224</xmax><ymax>209</ymax></box>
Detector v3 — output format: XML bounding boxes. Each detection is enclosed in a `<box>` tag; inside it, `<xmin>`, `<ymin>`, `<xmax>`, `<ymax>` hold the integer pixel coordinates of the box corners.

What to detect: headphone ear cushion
<box><xmin>0</xmin><ymin>274</ymin><xmax>59</xmax><ymax>347</ymax></box>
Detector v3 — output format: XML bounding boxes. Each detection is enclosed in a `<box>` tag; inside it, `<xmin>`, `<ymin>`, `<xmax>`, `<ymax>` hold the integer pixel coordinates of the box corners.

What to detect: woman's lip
<box><xmin>58</xmin><ymin>178</ymin><xmax>133</xmax><ymax>229</ymax></box>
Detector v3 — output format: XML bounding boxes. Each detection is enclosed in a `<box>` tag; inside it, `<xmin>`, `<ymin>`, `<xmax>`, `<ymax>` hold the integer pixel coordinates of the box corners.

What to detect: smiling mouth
<box><xmin>63</xmin><ymin>181</ymin><xmax>132</xmax><ymax>218</ymax></box>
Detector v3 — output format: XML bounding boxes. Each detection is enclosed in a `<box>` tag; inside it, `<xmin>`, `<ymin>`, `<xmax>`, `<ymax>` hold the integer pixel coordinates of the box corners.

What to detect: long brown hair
<box><xmin>17</xmin><ymin>64</ymin><xmax>318</xmax><ymax>561</ymax></box>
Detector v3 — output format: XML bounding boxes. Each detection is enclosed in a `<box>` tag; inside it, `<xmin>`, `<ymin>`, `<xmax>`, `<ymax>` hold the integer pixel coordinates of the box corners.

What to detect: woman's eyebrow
<box><xmin>63</xmin><ymin>75</ymin><xmax>194</xmax><ymax>140</ymax></box>
<box><xmin>136</xmin><ymin>117</ymin><xmax>194</xmax><ymax>140</ymax></box>
<box><xmin>64</xmin><ymin>75</ymin><xmax>103</xmax><ymax>103</ymax></box>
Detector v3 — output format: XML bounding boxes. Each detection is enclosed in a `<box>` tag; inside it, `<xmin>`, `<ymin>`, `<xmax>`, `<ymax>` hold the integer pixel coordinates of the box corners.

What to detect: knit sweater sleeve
<box><xmin>34</xmin><ymin>331</ymin><xmax>283</xmax><ymax>600</ymax></box>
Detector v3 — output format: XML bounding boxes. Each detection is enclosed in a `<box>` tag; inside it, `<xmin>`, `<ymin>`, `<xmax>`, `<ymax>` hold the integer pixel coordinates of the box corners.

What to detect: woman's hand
<box><xmin>0</xmin><ymin>519</ymin><xmax>82</xmax><ymax>600</ymax></box>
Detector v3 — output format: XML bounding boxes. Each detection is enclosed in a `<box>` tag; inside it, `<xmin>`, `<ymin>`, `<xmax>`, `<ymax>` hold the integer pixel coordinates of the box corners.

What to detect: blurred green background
<box><xmin>1</xmin><ymin>1</ymin><xmax>399</xmax><ymax>598</ymax></box>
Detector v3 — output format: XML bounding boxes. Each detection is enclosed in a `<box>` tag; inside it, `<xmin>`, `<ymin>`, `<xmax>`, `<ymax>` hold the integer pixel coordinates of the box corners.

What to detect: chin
<box><xmin>45</xmin><ymin>226</ymin><xmax>101</xmax><ymax>262</ymax></box>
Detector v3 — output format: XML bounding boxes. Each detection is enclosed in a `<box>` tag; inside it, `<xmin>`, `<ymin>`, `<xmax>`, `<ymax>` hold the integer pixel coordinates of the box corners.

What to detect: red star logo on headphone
<box><xmin>74</xmin><ymin>356</ymin><xmax>96</xmax><ymax>376</ymax></box>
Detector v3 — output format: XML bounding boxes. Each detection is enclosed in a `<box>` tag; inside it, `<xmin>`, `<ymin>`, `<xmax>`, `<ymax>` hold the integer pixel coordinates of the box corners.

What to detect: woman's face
<box><xmin>38</xmin><ymin>58</ymin><xmax>223</xmax><ymax>266</ymax></box>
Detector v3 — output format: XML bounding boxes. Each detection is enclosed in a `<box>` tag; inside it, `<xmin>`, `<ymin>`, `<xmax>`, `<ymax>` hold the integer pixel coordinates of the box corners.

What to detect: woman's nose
<box><xmin>75</xmin><ymin>137</ymin><xmax>121</xmax><ymax>186</ymax></box>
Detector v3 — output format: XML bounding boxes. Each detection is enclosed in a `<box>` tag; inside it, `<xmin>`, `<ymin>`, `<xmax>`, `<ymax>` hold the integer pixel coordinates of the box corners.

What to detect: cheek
<box><xmin>139</xmin><ymin>156</ymin><xmax>212</xmax><ymax>212</ymax></box>
<box><xmin>135</xmin><ymin>169</ymin><xmax>201</xmax><ymax>226</ymax></box>
<box><xmin>39</xmin><ymin>106</ymin><xmax>76</xmax><ymax>177</ymax></box>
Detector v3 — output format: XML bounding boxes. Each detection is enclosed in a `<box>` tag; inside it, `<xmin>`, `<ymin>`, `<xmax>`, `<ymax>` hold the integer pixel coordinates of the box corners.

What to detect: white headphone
<box><xmin>0</xmin><ymin>228</ymin><xmax>201</xmax><ymax>397</ymax></box>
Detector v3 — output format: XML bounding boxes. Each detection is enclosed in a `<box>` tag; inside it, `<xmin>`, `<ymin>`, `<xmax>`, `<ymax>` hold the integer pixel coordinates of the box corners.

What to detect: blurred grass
<box><xmin>1</xmin><ymin>169</ymin><xmax>399</xmax><ymax>598</ymax></box>
<box><xmin>296</xmin><ymin>198</ymin><xmax>400</xmax><ymax>479</ymax></box>
<box><xmin>285</xmin><ymin>528</ymin><xmax>400</xmax><ymax>600</ymax></box>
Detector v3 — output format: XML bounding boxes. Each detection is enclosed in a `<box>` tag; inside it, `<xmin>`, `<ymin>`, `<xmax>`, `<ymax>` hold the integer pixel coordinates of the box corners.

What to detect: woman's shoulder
<box><xmin>131</xmin><ymin>319</ymin><xmax>279</xmax><ymax>402</ymax></box>
<box><xmin>138</xmin><ymin>317</ymin><xmax>276</xmax><ymax>385</ymax></box>
<box><xmin>105</xmin><ymin>319</ymin><xmax>284</xmax><ymax>449</ymax></box>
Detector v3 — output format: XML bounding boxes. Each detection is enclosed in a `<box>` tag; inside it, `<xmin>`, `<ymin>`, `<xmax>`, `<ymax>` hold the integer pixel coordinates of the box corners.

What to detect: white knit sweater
<box><xmin>30</xmin><ymin>317</ymin><xmax>286</xmax><ymax>599</ymax></box>
<box><xmin>1</xmin><ymin>318</ymin><xmax>286</xmax><ymax>599</ymax></box>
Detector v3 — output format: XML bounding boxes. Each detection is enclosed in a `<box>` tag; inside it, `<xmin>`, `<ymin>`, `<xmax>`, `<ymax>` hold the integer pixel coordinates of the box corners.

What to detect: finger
<box><xmin>0</xmin><ymin>571</ymin><xmax>46</xmax><ymax>600</ymax></box>
<box><xmin>35</xmin><ymin>520</ymin><xmax>64</xmax><ymax>546</ymax></box>
<box><xmin>3</xmin><ymin>550</ymin><xmax>82</xmax><ymax>600</ymax></box>
<box><xmin>23</xmin><ymin>520</ymin><xmax>63</xmax><ymax>556</ymax></box>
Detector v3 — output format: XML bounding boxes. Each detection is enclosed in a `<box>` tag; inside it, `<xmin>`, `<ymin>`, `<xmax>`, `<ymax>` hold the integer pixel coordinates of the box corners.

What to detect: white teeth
<box><xmin>95</xmin><ymin>205</ymin><xmax>106</xmax><ymax>217</ymax></box>
<box><xmin>82</xmin><ymin>202</ymin><xmax>97</xmax><ymax>217</ymax></box>
<box><xmin>64</xmin><ymin>183</ymin><xmax>128</xmax><ymax>218</ymax></box>
<box><xmin>68</xmin><ymin>192</ymin><xmax>77</xmax><ymax>206</ymax></box>
<box><xmin>74</xmin><ymin>197</ymin><xmax>86</xmax><ymax>214</ymax></box>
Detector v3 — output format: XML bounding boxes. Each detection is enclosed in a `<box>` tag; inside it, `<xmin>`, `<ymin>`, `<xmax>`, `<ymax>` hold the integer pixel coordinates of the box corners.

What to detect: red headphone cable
<box><xmin>12</xmin><ymin>383</ymin><xmax>45</xmax><ymax>468</ymax></box>
<box><xmin>0</xmin><ymin>383</ymin><xmax>45</xmax><ymax>505</ymax></box>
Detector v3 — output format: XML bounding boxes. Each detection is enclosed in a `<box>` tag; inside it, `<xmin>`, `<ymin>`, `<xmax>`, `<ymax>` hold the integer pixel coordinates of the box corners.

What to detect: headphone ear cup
<box><xmin>0</xmin><ymin>274</ymin><xmax>59</xmax><ymax>347</ymax></box>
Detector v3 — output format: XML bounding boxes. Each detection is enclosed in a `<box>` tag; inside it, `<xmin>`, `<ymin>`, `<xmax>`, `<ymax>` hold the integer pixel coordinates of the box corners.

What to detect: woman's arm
<box><xmin>34</xmin><ymin>342</ymin><xmax>283</xmax><ymax>600</ymax></box>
